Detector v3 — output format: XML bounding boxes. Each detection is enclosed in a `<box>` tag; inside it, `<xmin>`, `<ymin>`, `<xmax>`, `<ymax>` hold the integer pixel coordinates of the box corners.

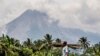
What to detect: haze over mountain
<box><xmin>0</xmin><ymin>9</ymin><xmax>100</xmax><ymax>44</ymax></box>
<box><xmin>1</xmin><ymin>10</ymin><xmax>64</xmax><ymax>42</ymax></box>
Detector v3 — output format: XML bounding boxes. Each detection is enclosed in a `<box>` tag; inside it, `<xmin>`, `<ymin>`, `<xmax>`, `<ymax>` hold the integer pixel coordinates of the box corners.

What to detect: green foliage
<box><xmin>0</xmin><ymin>34</ymin><xmax>99</xmax><ymax>56</ymax></box>
<box><xmin>22</xmin><ymin>47</ymin><xmax>33</xmax><ymax>56</ymax></box>
<box><xmin>83</xmin><ymin>42</ymin><xmax>100</xmax><ymax>56</ymax></box>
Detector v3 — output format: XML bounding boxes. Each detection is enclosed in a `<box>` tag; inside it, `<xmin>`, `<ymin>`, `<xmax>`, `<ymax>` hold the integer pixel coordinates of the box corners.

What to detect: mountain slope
<box><xmin>0</xmin><ymin>9</ymin><xmax>99</xmax><ymax>44</ymax></box>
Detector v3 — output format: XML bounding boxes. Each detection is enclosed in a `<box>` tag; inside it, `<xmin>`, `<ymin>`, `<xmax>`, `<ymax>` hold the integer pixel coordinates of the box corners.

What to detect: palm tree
<box><xmin>92</xmin><ymin>42</ymin><xmax>100</xmax><ymax>56</ymax></box>
<box><xmin>55</xmin><ymin>38</ymin><xmax>61</xmax><ymax>43</ymax></box>
<box><xmin>78</xmin><ymin>37</ymin><xmax>90</xmax><ymax>55</ymax></box>
<box><xmin>44</xmin><ymin>34</ymin><xmax>53</xmax><ymax>44</ymax></box>
<box><xmin>33</xmin><ymin>39</ymin><xmax>43</xmax><ymax>49</ymax></box>
<box><xmin>0</xmin><ymin>34</ymin><xmax>18</xmax><ymax>56</ymax></box>
<box><xmin>39</xmin><ymin>34</ymin><xmax>53</xmax><ymax>56</ymax></box>
<box><xmin>85</xmin><ymin>42</ymin><xmax>100</xmax><ymax>56</ymax></box>
<box><xmin>41</xmin><ymin>34</ymin><xmax>53</xmax><ymax>50</ymax></box>
<box><xmin>23</xmin><ymin>38</ymin><xmax>33</xmax><ymax>48</ymax></box>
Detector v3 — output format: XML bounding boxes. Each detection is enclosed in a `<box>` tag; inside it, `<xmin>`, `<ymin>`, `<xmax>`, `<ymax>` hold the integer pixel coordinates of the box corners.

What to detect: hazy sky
<box><xmin>0</xmin><ymin>0</ymin><xmax>100</xmax><ymax>43</ymax></box>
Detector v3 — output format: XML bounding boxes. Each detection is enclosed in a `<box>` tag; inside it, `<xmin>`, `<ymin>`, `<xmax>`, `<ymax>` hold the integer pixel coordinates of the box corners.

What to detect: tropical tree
<box><xmin>33</xmin><ymin>39</ymin><xmax>43</xmax><ymax>50</ymax></box>
<box><xmin>1</xmin><ymin>34</ymin><xmax>100</xmax><ymax>56</ymax></box>
<box><xmin>0</xmin><ymin>34</ymin><xmax>19</xmax><ymax>56</ymax></box>
<box><xmin>55</xmin><ymin>38</ymin><xmax>61</xmax><ymax>43</ymax></box>
<box><xmin>93</xmin><ymin>42</ymin><xmax>100</xmax><ymax>56</ymax></box>
<box><xmin>85</xmin><ymin>42</ymin><xmax>100</xmax><ymax>56</ymax></box>
<box><xmin>39</xmin><ymin>34</ymin><xmax>53</xmax><ymax>56</ymax></box>
<box><xmin>23</xmin><ymin>38</ymin><xmax>33</xmax><ymax>48</ymax></box>
<box><xmin>44</xmin><ymin>34</ymin><xmax>53</xmax><ymax>44</ymax></box>
<box><xmin>78</xmin><ymin>37</ymin><xmax>90</xmax><ymax>55</ymax></box>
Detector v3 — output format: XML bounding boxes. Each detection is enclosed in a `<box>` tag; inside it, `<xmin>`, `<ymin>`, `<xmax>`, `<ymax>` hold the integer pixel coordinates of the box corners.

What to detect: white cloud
<box><xmin>0</xmin><ymin>0</ymin><xmax>100</xmax><ymax>34</ymax></box>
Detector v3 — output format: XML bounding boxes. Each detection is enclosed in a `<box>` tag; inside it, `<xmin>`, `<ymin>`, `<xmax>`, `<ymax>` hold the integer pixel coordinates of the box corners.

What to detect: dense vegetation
<box><xmin>0</xmin><ymin>34</ymin><xmax>100</xmax><ymax>56</ymax></box>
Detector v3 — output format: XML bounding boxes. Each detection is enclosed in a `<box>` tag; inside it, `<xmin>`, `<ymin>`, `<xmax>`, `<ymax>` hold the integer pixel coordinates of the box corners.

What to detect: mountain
<box><xmin>0</xmin><ymin>9</ymin><xmax>100</xmax><ymax>43</ymax></box>
<box><xmin>1</xmin><ymin>10</ymin><xmax>65</xmax><ymax>42</ymax></box>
